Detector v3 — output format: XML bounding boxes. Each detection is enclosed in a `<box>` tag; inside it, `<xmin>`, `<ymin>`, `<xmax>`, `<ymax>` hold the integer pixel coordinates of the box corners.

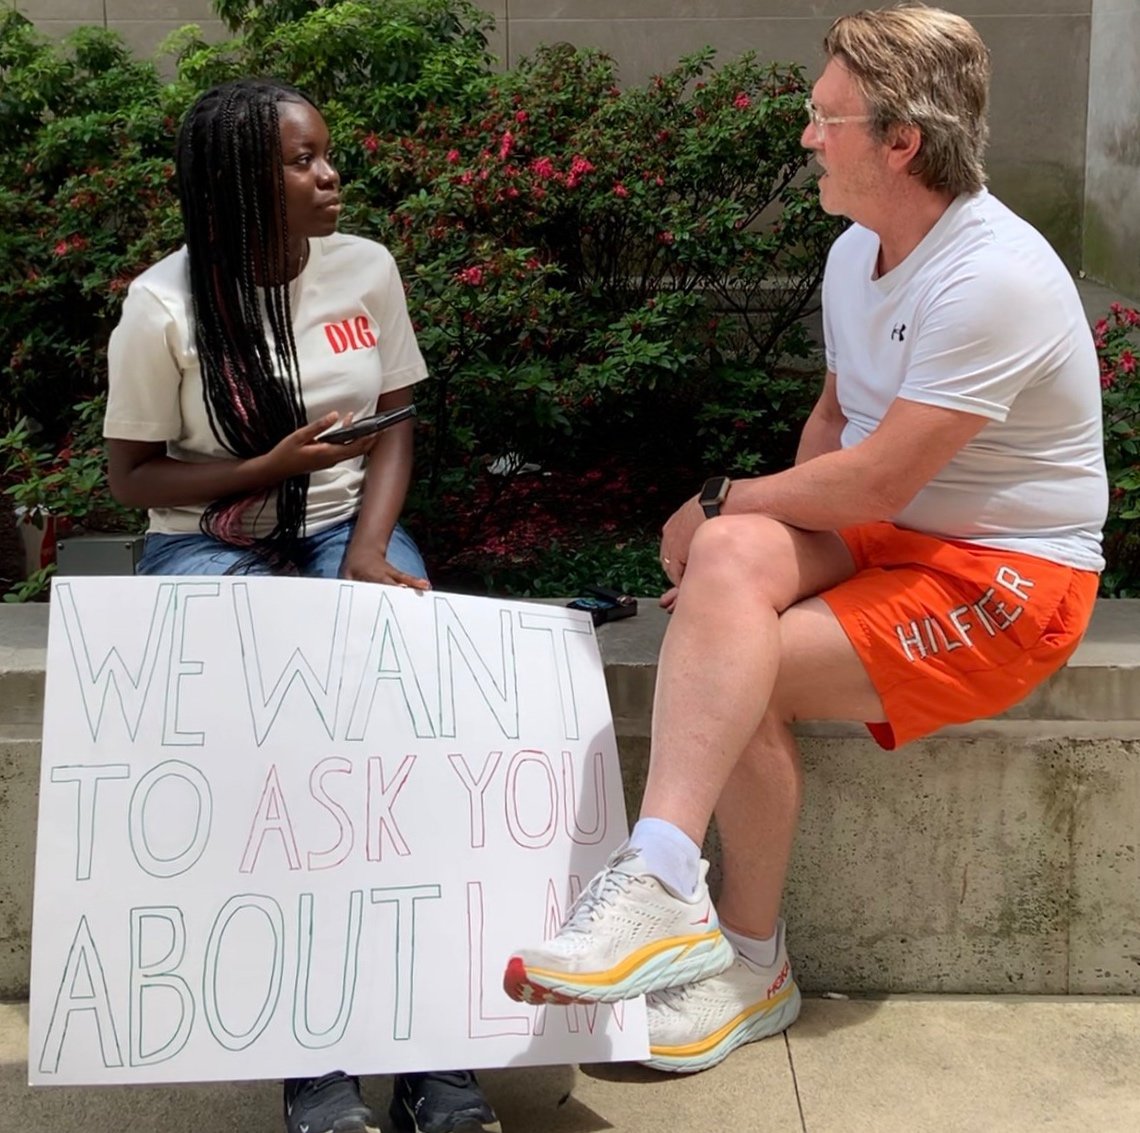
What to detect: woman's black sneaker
<box><xmin>284</xmin><ymin>1072</ymin><xmax>379</xmax><ymax>1133</ymax></box>
<box><xmin>389</xmin><ymin>1071</ymin><xmax>501</xmax><ymax>1133</ymax></box>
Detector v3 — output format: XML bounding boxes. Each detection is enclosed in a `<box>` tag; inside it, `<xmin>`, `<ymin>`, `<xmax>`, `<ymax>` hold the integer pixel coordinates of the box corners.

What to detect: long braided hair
<box><xmin>175</xmin><ymin>78</ymin><xmax>314</xmax><ymax>570</ymax></box>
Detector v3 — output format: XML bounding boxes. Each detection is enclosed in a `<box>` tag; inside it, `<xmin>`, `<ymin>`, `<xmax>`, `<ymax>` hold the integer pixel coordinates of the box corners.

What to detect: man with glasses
<box><xmin>502</xmin><ymin>4</ymin><xmax>1107</xmax><ymax>1073</ymax></box>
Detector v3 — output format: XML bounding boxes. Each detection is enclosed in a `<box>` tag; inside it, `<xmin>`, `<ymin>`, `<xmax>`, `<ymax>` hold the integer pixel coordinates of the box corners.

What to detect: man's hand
<box><xmin>341</xmin><ymin>541</ymin><xmax>430</xmax><ymax>589</ymax></box>
<box><xmin>659</xmin><ymin>494</ymin><xmax>706</xmax><ymax>586</ymax></box>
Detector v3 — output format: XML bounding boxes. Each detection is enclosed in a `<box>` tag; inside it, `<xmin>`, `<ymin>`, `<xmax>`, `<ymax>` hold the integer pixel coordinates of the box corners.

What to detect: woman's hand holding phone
<box><xmin>261</xmin><ymin>412</ymin><xmax>379</xmax><ymax>480</ymax></box>
<box><xmin>318</xmin><ymin>404</ymin><xmax>416</xmax><ymax>443</ymax></box>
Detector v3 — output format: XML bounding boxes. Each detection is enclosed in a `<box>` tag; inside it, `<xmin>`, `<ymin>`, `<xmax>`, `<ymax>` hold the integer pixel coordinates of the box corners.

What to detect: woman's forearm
<box><xmin>348</xmin><ymin>422</ymin><xmax>415</xmax><ymax>555</ymax></box>
<box><xmin>109</xmin><ymin>452</ymin><xmax>281</xmax><ymax>510</ymax></box>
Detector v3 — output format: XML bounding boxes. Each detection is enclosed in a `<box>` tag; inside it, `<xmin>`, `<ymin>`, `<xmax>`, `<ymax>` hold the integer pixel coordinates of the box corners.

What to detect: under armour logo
<box><xmin>891</xmin><ymin>323</ymin><xmax>907</xmax><ymax>342</ymax></box>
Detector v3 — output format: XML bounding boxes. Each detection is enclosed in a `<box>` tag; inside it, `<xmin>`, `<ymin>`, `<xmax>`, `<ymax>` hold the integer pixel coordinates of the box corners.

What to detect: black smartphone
<box><xmin>566</xmin><ymin>586</ymin><xmax>638</xmax><ymax>626</ymax></box>
<box><xmin>318</xmin><ymin>404</ymin><xmax>417</xmax><ymax>444</ymax></box>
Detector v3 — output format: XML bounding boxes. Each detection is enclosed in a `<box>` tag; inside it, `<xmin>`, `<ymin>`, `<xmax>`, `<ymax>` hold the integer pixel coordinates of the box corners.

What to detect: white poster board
<box><xmin>28</xmin><ymin>577</ymin><xmax>647</xmax><ymax>1085</ymax></box>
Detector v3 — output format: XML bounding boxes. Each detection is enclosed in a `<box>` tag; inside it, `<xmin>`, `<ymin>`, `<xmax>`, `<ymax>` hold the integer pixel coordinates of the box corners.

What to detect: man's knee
<box><xmin>687</xmin><ymin>514</ymin><xmax>792</xmax><ymax>571</ymax></box>
<box><xmin>684</xmin><ymin>516</ymin><xmax>843</xmax><ymax>612</ymax></box>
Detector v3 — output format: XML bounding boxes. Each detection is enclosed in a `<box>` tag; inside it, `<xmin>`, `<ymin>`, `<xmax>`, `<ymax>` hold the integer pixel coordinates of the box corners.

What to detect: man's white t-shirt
<box><xmin>822</xmin><ymin>190</ymin><xmax>1107</xmax><ymax>572</ymax></box>
<box><xmin>104</xmin><ymin>233</ymin><xmax>428</xmax><ymax>536</ymax></box>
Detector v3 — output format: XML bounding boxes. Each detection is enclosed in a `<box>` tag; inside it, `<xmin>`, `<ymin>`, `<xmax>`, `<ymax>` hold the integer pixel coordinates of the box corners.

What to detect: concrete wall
<box><xmin>9</xmin><ymin>0</ymin><xmax>226</xmax><ymax>59</ymax></box>
<box><xmin>498</xmin><ymin>1</ymin><xmax>1093</xmax><ymax>268</ymax></box>
<box><xmin>8</xmin><ymin>1</ymin><xmax>1122</xmax><ymax>279</ymax></box>
<box><xmin>1084</xmin><ymin>0</ymin><xmax>1140</xmax><ymax>297</ymax></box>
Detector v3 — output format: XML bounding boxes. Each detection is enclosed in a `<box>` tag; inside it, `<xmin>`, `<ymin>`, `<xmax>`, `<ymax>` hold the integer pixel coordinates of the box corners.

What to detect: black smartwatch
<box><xmin>699</xmin><ymin>475</ymin><xmax>731</xmax><ymax>519</ymax></box>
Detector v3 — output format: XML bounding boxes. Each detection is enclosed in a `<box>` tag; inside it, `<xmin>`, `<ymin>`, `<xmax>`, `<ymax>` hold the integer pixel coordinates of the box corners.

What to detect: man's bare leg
<box><xmin>640</xmin><ymin>515</ymin><xmax>857</xmax><ymax>847</ymax></box>
<box><xmin>713</xmin><ymin>597</ymin><xmax>886</xmax><ymax>940</ymax></box>
<box><xmin>640</xmin><ymin>596</ymin><xmax>886</xmax><ymax>1072</ymax></box>
<box><xmin>503</xmin><ymin>518</ymin><xmax>877</xmax><ymax>1007</ymax></box>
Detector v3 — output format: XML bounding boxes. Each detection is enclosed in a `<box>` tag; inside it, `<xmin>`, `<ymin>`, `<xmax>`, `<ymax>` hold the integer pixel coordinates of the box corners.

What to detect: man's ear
<box><xmin>886</xmin><ymin>121</ymin><xmax>923</xmax><ymax>173</ymax></box>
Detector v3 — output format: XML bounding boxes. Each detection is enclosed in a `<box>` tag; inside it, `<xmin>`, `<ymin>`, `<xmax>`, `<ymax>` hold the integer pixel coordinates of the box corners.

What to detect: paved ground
<box><xmin>4</xmin><ymin>995</ymin><xmax>1139</xmax><ymax>1132</ymax></box>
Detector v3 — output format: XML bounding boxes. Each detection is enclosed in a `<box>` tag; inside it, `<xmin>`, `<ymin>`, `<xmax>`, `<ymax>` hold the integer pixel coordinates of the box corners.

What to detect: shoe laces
<box><xmin>296</xmin><ymin>1071</ymin><xmax>360</xmax><ymax>1103</ymax></box>
<box><xmin>646</xmin><ymin>984</ymin><xmax>693</xmax><ymax>1012</ymax></box>
<box><xmin>563</xmin><ymin>847</ymin><xmax>640</xmax><ymax>933</ymax></box>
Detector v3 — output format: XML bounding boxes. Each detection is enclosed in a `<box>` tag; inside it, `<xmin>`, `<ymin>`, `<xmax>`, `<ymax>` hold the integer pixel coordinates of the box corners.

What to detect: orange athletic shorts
<box><xmin>818</xmin><ymin>522</ymin><xmax>1099</xmax><ymax>750</ymax></box>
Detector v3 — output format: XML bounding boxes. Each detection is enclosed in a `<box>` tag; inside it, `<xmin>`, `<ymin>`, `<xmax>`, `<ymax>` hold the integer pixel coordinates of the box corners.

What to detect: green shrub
<box><xmin>1</xmin><ymin>393</ymin><xmax>145</xmax><ymax>600</ymax></box>
<box><xmin>1097</xmin><ymin>303</ymin><xmax>1140</xmax><ymax>597</ymax></box>
<box><xmin>0</xmin><ymin>4</ymin><xmax>840</xmax><ymax>599</ymax></box>
<box><xmin>0</xmin><ymin>1</ymin><xmax>498</xmax><ymax>441</ymax></box>
<box><xmin>350</xmin><ymin>44</ymin><xmax>841</xmax><ymax>572</ymax></box>
<box><xmin>167</xmin><ymin>0</ymin><xmax>495</xmax><ymax>178</ymax></box>
<box><xmin>0</xmin><ymin>13</ymin><xmax>184</xmax><ymax>436</ymax></box>
<box><xmin>3</xmin><ymin>5</ymin><xmax>1133</xmax><ymax>605</ymax></box>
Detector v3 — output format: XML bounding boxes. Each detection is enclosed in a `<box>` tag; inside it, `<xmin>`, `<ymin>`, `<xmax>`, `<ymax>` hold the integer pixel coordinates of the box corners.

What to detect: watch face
<box><xmin>700</xmin><ymin>476</ymin><xmax>729</xmax><ymax>507</ymax></box>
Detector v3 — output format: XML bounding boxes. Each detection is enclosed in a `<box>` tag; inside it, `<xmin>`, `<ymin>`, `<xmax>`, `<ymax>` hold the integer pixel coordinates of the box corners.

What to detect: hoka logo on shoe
<box><xmin>690</xmin><ymin>904</ymin><xmax>712</xmax><ymax>927</ymax></box>
<box><xmin>767</xmin><ymin>961</ymin><xmax>790</xmax><ymax>998</ymax></box>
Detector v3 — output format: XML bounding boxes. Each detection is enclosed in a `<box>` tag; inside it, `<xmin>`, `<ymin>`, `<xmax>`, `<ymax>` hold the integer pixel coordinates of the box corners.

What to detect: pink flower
<box><xmin>565</xmin><ymin>157</ymin><xmax>595</xmax><ymax>190</ymax></box>
<box><xmin>734</xmin><ymin>92</ymin><xmax>751</xmax><ymax>110</ymax></box>
<box><xmin>362</xmin><ymin>132</ymin><xmax>379</xmax><ymax>153</ymax></box>
<box><xmin>1120</xmin><ymin>350</ymin><xmax>1136</xmax><ymax>374</ymax></box>
<box><xmin>514</xmin><ymin>110</ymin><xmax>528</xmax><ymax>124</ymax></box>
<box><xmin>456</xmin><ymin>266</ymin><xmax>484</xmax><ymax>287</ymax></box>
<box><xmin>498</xmin><ymin>130</ymin><xmax>514</xmax><ymax>160</ymax></box>
<box><xmin>530</xmin><ymin>156</ymin><xmax>556</xmax><ymax>180</ymax></box>
<box><xmin>612</xmin><ymin>182</ymin><xmax>629</xmax><ymax>198</ymax></box>
<box><xmin>53</xmin><ymin>240</ymin><xmax>70</xmax><ymax>257</ymax></box>
<box><xmin>446</xmin><ymin>149</ymin><xmax>460</xmax><ymax>163</ymax></box>
<box><xmin>458</xmin><ymin>170</ymin><xmax>475</xmax><ymax>185</ymax></box>
<box><xmin>657</xmin><ymin>231</ymin><xmax>675</xmax><ymax>245</ymax></box>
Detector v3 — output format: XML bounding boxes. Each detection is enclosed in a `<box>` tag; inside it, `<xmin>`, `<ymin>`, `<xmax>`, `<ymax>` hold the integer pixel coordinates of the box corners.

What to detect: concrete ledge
<box><xmin>4</xmin><ymin>600</ymin><xmax>1138</xmax><ymax>734</ymax></box>
<box><xmin>2</xmin><ymin>601</ymin><xmax>1139</xmax><ymax>1000</ymax></box>
<box><xmin>596</xmin><ymin>599</ymin><xmax>1140</xmax><ymax>739</ymax></box>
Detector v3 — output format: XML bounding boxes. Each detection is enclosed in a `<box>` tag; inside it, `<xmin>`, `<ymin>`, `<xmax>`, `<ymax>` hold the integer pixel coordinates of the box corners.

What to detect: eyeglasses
<box><xmin>804</xmin><ymin>98</ymin><xmax>872</xmax><ymax>138</ymax></box>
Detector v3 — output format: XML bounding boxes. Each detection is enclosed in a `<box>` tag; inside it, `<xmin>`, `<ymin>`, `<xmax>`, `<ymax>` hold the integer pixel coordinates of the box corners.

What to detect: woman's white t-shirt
<box><xmin>104</xmin><ymin>233</ymin><xmax>428</xmax><ymax>536</ymax></box>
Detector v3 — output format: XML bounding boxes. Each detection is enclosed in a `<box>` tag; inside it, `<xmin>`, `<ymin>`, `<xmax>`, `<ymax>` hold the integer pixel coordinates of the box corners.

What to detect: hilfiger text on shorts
<box><xmin>893</xmin><ymin>564</ymin><xmax>1036</xmax><ymax>662</ymax></box>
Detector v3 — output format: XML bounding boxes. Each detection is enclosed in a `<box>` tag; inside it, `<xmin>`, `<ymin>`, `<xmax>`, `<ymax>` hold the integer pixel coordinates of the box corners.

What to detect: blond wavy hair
<box><xmin>824</xmin><ymin>3</ymin><xmax>991</xmax><ymax>195</ymax></box>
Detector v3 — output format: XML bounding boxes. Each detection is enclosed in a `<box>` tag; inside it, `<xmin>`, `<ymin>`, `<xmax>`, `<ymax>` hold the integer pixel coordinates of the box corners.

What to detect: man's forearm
<box><xmin>725</xmin><ymin>445</ymin><xmax>901</xmax><ymax>532</ymax></box>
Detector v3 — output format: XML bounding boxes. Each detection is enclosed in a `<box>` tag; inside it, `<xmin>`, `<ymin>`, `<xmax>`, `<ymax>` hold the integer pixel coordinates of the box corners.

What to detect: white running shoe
<box><xmin>644</xmin><ymin>918</ymin><xmax>801</xmax><ymax>1073</ymax></box>
<box><xmin>503</xmin><ymin>845</ymin><xmax>734</xmax><ymax>1005</ymax></box>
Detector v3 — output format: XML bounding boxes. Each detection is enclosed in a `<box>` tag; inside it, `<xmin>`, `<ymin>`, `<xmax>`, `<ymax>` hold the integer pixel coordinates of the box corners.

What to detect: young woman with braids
<box><xmin>103</xmin><ymin>79</ymin><xmax>500</xmax><ymax>1133</ymax></box>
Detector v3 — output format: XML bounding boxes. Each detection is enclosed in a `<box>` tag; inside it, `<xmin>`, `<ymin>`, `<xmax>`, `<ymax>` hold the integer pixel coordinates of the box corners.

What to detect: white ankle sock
<box><xmin>722</xmin><ymin>923</ymin><xmax>780</xmax><ymax>970</ymax></box>
<box><xmin>628</xmin><ymin>817</ymin><xmax>702</xmax><ymax>897</ymax></box>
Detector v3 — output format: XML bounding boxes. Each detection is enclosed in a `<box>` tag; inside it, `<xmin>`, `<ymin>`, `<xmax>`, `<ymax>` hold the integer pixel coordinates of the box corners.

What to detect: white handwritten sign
<box><xmin>28</xmin><ymin>577</ymin><xmax>647</xmax><ymax>1085</ymax></box>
